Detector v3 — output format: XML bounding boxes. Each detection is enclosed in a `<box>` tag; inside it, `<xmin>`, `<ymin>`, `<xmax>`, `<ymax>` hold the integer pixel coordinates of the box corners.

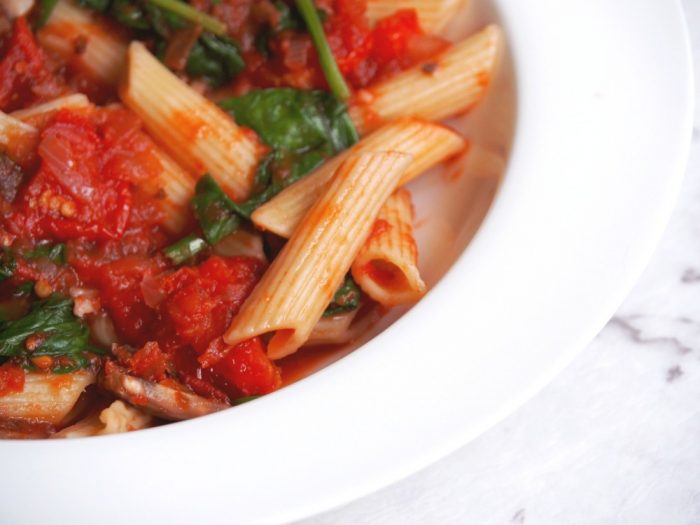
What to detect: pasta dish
<box><xmin>0</xmin><ymin>0</ymin><xmax>502</xmax><ymax>438</ymax></box>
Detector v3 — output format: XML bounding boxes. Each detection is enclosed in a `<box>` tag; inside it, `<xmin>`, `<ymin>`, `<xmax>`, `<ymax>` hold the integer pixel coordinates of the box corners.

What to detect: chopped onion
<box><xmin>213</xmin><ymin>230</ymin><xmax>267</xmax><ymax>261</ymax></box>
<box><xmin>89</xmin><ymin>312</ymin><xmax>119</xmax><ymax>347</ymax></box>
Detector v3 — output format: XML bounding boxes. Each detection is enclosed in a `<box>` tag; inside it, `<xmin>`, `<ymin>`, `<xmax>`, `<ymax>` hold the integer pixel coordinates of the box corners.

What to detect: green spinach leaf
<box><xmin>0</xmin><ymin>248</ymin><xmax>15</xmax><ymax>282</ymax></box>
<box><xmin>24</xmin><ymin>242</ymin><xmax>66</xmax><ymax>265</ymax></box>
<box><xmin>324</xmin><ymin>275</ymin><xmax>360</xmax><ymax>317</ymax></box>
<box><xmin>186</xmin><ymin>34</ymin><xmax>245</xmax><ymax>88</ymax></box>
<box><xmin>192</xmin><ymin>175</ymin><xmax>243</xmax><ymax>245</ymax></box>
<box><xmin>0</xmin><ymin>295</ymin><xmax>102</xmax><ymax>373</ymax></box>
<box><xmin>221</xmin><ymin>88</ymin><xmax>357</xmax><ymax>153</ymax></box>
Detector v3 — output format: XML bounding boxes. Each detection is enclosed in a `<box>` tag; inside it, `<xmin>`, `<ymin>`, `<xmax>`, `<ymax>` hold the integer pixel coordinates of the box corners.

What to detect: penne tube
<box><xmin>11</xmin><ymin>94</ymin><xmax>91</xmax><ymax>128</ymax></box>
<box><xmin>37</xmin><ymin>0</ymin><xmax>128</xmax><ymax>86</ymax></box>
<box><xmin>306</xmin><ymin>310</ymin><xmax>359</xmax><ymax>346</ymax></box>
<box><xmin>0</xmin><ymin>111</ymin><xmax>39</xmax><ymax>163</ymax></box>
<box><xmin>225</xmin><ymin>151</ymin><xmax>412</xmax><ymax>360</ymax></box>
<box><xmin>52</xmin><ymin>400</ymin><xmax>152</xmax><ymax>438</ymax></box>
<box><xmin>352</xmin><ymin>189</ymin><xmax>425</xmax><ymax>305</ymax></box>
<box><xmin>348</xmin><ymin>25</ymin><xmax>503</xmax><ymax>134</ymax></box>
<box><xmin>366</xmin><ymin>0</ymin><xmax>467</xmax><ymax>33</ymax></box>
<box><xmin>251</xmin><ymin>118</ymin><xmax>465</xmax><ymax>238</ymax></box>
<box><xmin>0</xmin><ymin>0</ymin><xmax>34</xmax><ymax>18</ymax></box>
<box><xmin>0</xmin><ymin>369</ymin><xmax>96</xmax><ymax>426</ymax></box>
<box><xmin>151</xmin><ymin>147</ymin><xmax>196</xmax><ymax>233</ymax></box>
<box><xmin>120</xmin><ymin>42</ymin><xmax>265</xmax><ymax>201</ymax></box>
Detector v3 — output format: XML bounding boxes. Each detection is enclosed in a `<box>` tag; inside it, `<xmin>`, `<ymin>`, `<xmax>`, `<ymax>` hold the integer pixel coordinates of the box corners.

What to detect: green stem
<box><xmin>164</xmin><ymin>235</ymin><xmax>208</xmax><ymax>265</ymax></box>
<box><xmin>147</xmin><ymin>0</ymin><xmax>227</xmax><ymax>35</ymax></box>
<box><xmin>295</xmin><ymin>0</ymin><xmax>351</xmax><ymax>101</ymax></box>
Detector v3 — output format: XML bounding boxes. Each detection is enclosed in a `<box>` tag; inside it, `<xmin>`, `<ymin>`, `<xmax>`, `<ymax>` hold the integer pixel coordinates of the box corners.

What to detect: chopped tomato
<box><xmin>154</xmin><ymin>255</ymin><xmax>265</xmax><ymax>353</ymax></box>
<box><xmin>115</xmin><ymin>341</ymin><xmax>168</xmax><ymax>382</ymax></box>
<box><xmin>0</xmin><ymin>18</ymin><xmax>63</xmax><ymax>111</ymax></box>
<box><xmin>81</xmin><ymin>255</ymin><xmax>167</xmax><ymax>345</ymax></box>
<box><xmin>235</xmin><ymin>2</ymin><xmax>433</xmax><ymax>92</ymax></box>
<box><xmin>0</xmin><ymin>363</ymin><xmax>24</xmax><ymax>397</ymax></box>
<box><xmin>7</xmin><ymin>108</ymin><xmax>167</xmax><ymax>242</ymax></box>
<box><xmin>212</xmin><ymin>337</ymin><xmax>282</xmax><ymax>396</ymax></box>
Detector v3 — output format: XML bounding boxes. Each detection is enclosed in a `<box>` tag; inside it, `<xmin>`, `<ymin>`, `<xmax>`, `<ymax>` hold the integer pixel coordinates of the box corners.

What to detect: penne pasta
<box><xmin>352</xmin><ymin>189</ymin><xmax>425</xmax><ymax>306</ymax></box>
<box><xmin>52</xmin><ymin>400</ymin><xmax>153</xmax><ymax>438</ymax></box>
<box><xmin>366</xmin><ymin>0</ymin><xmax>467</xmax><ymax>33</ymax></box>
<box><xmin>225</xmin><ymin>151</ymin><xmax>412</xmax><ymax>360</ymax></box>
<box><xmin>0</xmin><ymin>369</ymin><xmax>96</xmax><ymax>426</ymax></box>
<box><xmin>251</xmin><ymin>118</ymin><xmax>465</xmax><ymax>238</ymax></box>
<box><xmin>37</xmin><ymin>0</ymin><xmax>128</xmax><ymax>86</ymax></box>
<box><xmin>120</xmin><ymin>42</ymin><xmax>265</xmax><ymax>201</ymax></box>
<box><xmin>151</xmin><ymin>147</ymin><xmax>196</xmax><ymax>233</ymax></box>
<box><xmin>348</xmin><ymin>25</ymin><xmax>503</xmax><ymax>134</ymax></box>
<box><xmin>11</xmin><ymin>94</ymin><xmax>91</xmax><ymax>129</ymax></box>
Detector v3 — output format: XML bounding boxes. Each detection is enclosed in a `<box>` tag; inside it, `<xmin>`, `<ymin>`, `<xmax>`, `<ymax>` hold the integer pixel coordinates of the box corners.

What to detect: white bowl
<box><xmin>0</xmin><ymin>1</ymin><xmax>693</xmax><ymax>524</ymax></box>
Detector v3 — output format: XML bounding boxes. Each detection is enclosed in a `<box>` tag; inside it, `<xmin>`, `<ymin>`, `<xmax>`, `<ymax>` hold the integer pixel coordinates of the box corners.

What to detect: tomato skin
<box><xmin>0</xmin><ymin>363</ymin><xmax>25</xmax><ymax>397</ymax></box>
<box><xmin>0</xmin><ymin>18</ymin><xmax>63</xmax><ymax>111</ymax></box>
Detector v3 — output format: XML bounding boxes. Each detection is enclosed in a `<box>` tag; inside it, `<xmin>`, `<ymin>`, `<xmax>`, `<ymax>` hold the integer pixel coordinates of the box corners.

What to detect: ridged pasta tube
<box><xmin>251</xmin><ymin>118</ymin><xmax>465</xmax><ymax>238</ymax></box>
<box><xmin>37</xmin><ymin>0</ymin><xmax>128</xmax><ymax>86</ymax></box>
<box><xmin>225</xmin><ymin>151</ymin><xmax>412</xmax><ymax>360</ymax></box>
<box><xmin>352</xmin><ymin>189</ymin><xmax>425</xmax><ymax>305</ymax></box>
<box><xmin>349</xmin><ymin>25</ymin><xmax>503</xmax><ymax>134</ymax></box>
<box><xmin>120</xmin><ymin>42</ymin><xmax>266</xmax><ymax>201</ymax></box>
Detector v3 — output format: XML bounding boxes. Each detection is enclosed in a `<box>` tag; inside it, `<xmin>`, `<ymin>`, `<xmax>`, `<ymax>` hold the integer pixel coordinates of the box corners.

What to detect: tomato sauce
<box><xmin>0</xmin><ymin>2</ymin><xmax>432</xmax><ymax>413</ymax></box>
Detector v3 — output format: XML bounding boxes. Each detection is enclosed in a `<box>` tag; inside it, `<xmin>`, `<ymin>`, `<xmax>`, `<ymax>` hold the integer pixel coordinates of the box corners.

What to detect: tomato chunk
<box><xmin>212</xmin><ymin>337</ymin><xmax>282</xmax><ymax>396</ymax></box>
<box><xmin>0</xmin><ymin>17</ymin><xmax>63</xmax><ymax>111</ymax></box>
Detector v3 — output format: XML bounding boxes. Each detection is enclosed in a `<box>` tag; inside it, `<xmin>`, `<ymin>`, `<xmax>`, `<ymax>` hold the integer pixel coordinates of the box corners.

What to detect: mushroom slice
<box><xmin>101</xmin><ymin>362</ymin><xmax>228</xmax><ymax>421</ymax></box>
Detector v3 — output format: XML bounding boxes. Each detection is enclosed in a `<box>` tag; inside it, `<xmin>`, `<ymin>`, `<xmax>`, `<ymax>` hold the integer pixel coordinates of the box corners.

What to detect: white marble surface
<box><xmin>297</xmin><ymin>3</ymin><xmax>700</xmax><ymax>524</ymax></box>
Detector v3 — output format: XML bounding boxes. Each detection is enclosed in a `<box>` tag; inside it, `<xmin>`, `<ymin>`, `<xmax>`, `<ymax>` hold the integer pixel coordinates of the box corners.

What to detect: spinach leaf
<box><xmin>0</xmin><ymin>295</ymin><xmax>102</xmax><ymax>373</ymax></box>
<box><xmin>219</xmin><ymin>88</ymin><xmax>358</xmax><ymax>214</ymax></box>
<box><xmin>164</xmin><ymin>235</ymin><xmax>207</xmax><ymax>265</ymax></box>
<box><xmin>192</xmin><ymin>175</ymin><xmax>243</xmax><ymax>245</ymax></box>
<box><xmin>24</xmin><ymin>242</ymin><xmax>66</xmax><ymax>265</ymax></box>
<box><xmin>221</xmin><ymin>88</ymin><xmax>357</xmax><ymax>153</ymax></box>
<box><xmin>76</xmin><ymin>0</ymin><xmax>110</xmax><ymax>11</ymax></box>
<box><xmin>74</xmin><ymin>0</ymin><xmax>241</xmax><ymax>86</ymax></box>
<box><xmin>324</xmin><ymin>275</ymin><xmax>360</xmax><ymax>317</ymax></box>
<box><xmin>36</xmin><ymin>0</ymin><xmax>60</xmax><ymax>27</ymax></box>
<box><xmin>186</xmin><ymin>34</ymin><xmax>245</xmax><ymax>88</ymax></box>
<box><xmin>0</xmin><ymin>248</ymin><xmax>15</xmax><ymax>282</ymax></box>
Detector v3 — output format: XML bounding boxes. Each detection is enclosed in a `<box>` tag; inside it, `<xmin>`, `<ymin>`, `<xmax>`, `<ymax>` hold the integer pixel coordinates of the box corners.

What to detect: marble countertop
<box><xmin>298</xmin><ymin>3</ymin><xmax>700</xmax><ymax>524</ymax></box>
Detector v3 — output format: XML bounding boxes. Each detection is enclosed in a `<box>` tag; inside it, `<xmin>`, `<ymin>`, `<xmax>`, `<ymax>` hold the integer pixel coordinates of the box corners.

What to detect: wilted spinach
<box><xmin>75</xmin><ymin>0</ymin><xmax>243</xmax><ymax>87</ymax></box>
<box><xmin>0</xmin><ymin>295</ymin><xmax>103</xmax><ymax>373</ymax></box>
<box><xmin>220</xmin><ymin>88</ymin><xmax>358</xmax><ymax>209</ymax></box>
<box><xmin>324</xmin><ymin>275</ymin><xmax>360</xmax><ymax>317</ymax></box>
